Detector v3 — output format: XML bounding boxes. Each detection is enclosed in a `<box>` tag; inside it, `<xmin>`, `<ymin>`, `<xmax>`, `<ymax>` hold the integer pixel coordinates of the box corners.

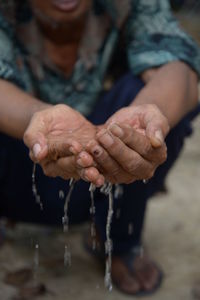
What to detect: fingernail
<box><xmin>155</xmin><ymin>130</ymin><xmax>164</xmax><ymax>144</ymax></box>
<box><xmin>33</xmin><ymin>143</ymin><xmax>41</xmax><ymax>158</ymax></box>
<box><xmin>80</xmin><ymin>169</ymin><xmax>89</xmax><ymax>182</ymax></box>
<box><xmin>79</xmin><ymin>152</ymin><xmax>87</xmax><ymax>159</ymax></box>
<box><xmin>92</xmin><ymin>145</ymin><xmax>103</xmax><ymax>157</ymax></box>
<box><xmin>77</xmin><ymin>159</ymin><xmax>84</xmax><ymax>167</ymax></box>
<box><xmin>69</xmin><ymin>146</ymin><xmax>75</xmax><ymax>154</ymax></box>
<box><xmin>96</xmin><ymin>177</ymin><xmax>104</xmax><ymax>187</ymax></box>
<box><xmin>99</xmin><ymin>133</ymin><xmax>114</xmax><ymax>147</ymax></box>
<box><xmin>109</xmin><ymin>124</ymin><xmax>124</xmax><ymax>137</ymax></box>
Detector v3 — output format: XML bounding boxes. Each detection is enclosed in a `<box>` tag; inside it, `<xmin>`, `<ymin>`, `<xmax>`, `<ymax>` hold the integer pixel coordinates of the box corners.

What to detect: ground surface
<box><xmin>0</xmin><ymin>6</ymin><xmax>200</xmax><ymax>300</ymax></box>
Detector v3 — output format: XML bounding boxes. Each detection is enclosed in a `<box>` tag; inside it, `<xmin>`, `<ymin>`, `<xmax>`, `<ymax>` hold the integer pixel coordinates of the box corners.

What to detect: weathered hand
<box><xmin>76</xmin><ymin>104</ymin><xmax>169</xmax><ymax>184</ymax></box>
<box><xmin>106</xmin><ymin>104</ymin><xmax>170</xmax><ymax>147</ymax></box>
<box><xmin>24</xmin><ymin>104</ymin><xmax>104</xmax><ymax>183</ymax></box>
<box><xmin>80</xmin><ymin>123</ymin><xmax>167</xmax><ymax>184</ymax></box>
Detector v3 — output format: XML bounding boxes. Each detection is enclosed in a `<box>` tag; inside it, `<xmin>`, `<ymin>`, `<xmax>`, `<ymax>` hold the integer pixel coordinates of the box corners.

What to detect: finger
<box><xmin>76</xmin><ymin>151</ymin><xmax>94</xmax><ymax>168</ymax></box>
<box><xmin>23</xmin><ymin>112</ymin><xmax>49</xmax><ymax>161</ymax></box>
<box><xmin>42</xmin><ymin>156</ymin><xmax>79</xmax><ymax>180</ymax></box>
<box><xmin>109</xmin><ymin>124</ymin><xmax>167</xmax><ymax>164</ymax></box>
<box><xmin>142</xmin><ymin>105</ymin><xmax>170</xmax><ymax>148</ymax></box>
<box><xmin>47</xmin><ymin>139</ymin><xmax>75</xmax><ymax>160</ymax></box>
<box><xmin>86</xmin><ymin>140</ymin><xmax>133</xmax><ymax>183</ymax></box>
<box><xmin>79</xmin><ymin>167</ymin><xmax>105</xmax><ymax>187</ymax></box>
<box><xmin>97</xmin><ymin>129</ymin><xmax>154</xmax><ymax>179</ymax></box>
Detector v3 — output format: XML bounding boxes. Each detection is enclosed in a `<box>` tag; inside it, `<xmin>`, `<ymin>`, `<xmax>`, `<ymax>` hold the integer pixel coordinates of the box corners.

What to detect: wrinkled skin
<box><xmin>24</xmin><ymin>104</ymin><xmax>104</xmax><ymax>185</ymax></box>
<box><xmin>24</xmin><ymin>103</ymin><xmax>168</xmax><ymax>185</ymax></box>
<box><xmin>77</xmin><ymin>104</ymin><xmax>169</xmax><ymax>184</ymax></box>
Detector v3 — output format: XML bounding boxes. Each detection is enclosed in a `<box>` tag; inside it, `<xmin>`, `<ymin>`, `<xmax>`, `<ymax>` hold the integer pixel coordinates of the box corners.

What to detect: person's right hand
<box><xmin>23</xmin><ymin>104</ymin><xmax>104</xmax><ymax>185</ymax></box>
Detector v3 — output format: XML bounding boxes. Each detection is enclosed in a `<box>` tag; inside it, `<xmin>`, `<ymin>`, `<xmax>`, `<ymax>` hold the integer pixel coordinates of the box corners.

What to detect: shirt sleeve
<box><xmin>126</xmin><ymin>0</ymin><xmax>200</xmax><ymax>77</ymax></box>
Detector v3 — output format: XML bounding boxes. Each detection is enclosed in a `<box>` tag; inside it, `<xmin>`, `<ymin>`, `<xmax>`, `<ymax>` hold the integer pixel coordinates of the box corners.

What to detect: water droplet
<box><xmin>89</xmin><ymin>183</ymin><xmax>96</xmax><ymax>251</ymax></box>
<box><xmin>62</xmin><ymin>179</ymin><xmax>75</xmax><ymax>233</ymax></box>
<box><xmin>104</xmin><ymin>183</ymin><xmax>113</xmax><ymax>291</ymax></box>
<box><xmin>114</xmin><ymin>184</ymin><xmax>124</xmax><ymax>199</ymax></box>
<box><xmin>59</xmin><ymin>190</ymin><xmax>65</xmax><ymax>199</ymax></box>
<box><xmin>64</xmin><ymin>245</ymin><xmax>71</xmax><ymax>267</ymax></box>
<box><xmin>128</xmin><ymin>223</ymin><xmax>134</xmax><ymax>235</ymax></box>
<box><xmin>33</xmin><ymin>244</ymin><xmax>39</xmax><ymax>282</ymax></box>
<box><xmin>32</xmin><ymin>164</ymin><xmax>43</xmax><ymax>210</ymax></box>
<box><xmin>116</xmin><ymin>209</ymin><xmax>121</xmax><ymax>219</ymax></box>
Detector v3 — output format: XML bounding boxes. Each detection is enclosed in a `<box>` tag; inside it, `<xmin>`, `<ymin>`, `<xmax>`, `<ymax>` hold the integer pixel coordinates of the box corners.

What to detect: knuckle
<box><xmin>97</xmin><ymin>153</ymin><xmax>109</xmax><ymax>165</ymax></box>
<box><xmin>112</xmin><ymin>143</ymin><xmax>124</xmax><ymax>157</ymax></box>
<box><xmin>110</xmin><ymin>167</ymin><xmax>120</xmax><ymax>179</ymax></box>
<box><xmin>124</xmin><ymin>176</ymin><xmax>135</xmax><ymax>184</ymax></box>
<box><xmin>142</xmin><ymin>142</ymin><xmax>152</xmax><ymax>156</ymax></box>
<box><xmin>127</xmin><ymin>158</ymin><xmax>142</xmax><ymax>174</ymax></box>
<box><xmin>43</xmin><ymin>166</ymin><xmax>56</xmax><ymax>178</ymax></box>
<box><xmin>123</xmin><ymin>130</ymin><xmax>133</xmax><ymax>144</ymax></box>
<box><xmin>142</xmin><ymin>168</ymin><xmax>155</xmax><ymax>181</ymax></box>
<box><xmin>147</xmin><ymin>169</ymin><xmax>155</xmax><ymax>179</ymax></box>
<box><xmin>23</xmin><ymin>131</ymin><xmax>30</xmax><ymax>145</ymax></box>
<box><xmin>43</xmin><ymin>167</ymin><xmax>50</xmax><ymax>177</ymax></box>
<box><xmin>158</xmin><ymin>146</ymin><xmax>167</xmax><ymax>164</ymax></box>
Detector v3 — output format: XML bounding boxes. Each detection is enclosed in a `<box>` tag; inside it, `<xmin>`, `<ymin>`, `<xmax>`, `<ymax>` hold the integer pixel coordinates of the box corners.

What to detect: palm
<box><xmin>27</xmin><ymin>104</ymin><xmax>97</xmax><ymax>161</ymax></box>
<box><xmin>46</xmin><ymin>105</ymin><xmax>96</xmax><ymax>147</ymax></box>
<box><xmin>106</xmin><ymin>107</ymin><xmax>146</xmax><ymax>134</ymax></box>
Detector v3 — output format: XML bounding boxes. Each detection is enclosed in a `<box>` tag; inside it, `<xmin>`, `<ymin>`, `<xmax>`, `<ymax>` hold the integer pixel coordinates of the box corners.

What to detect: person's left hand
<box><xmin>76</xmin><ymin>104</ymin><xmax>168</xmax><ymax>184</ymax></box>
<box><xmin>105</xmin><ymin>103</ymin><xmax>170</xmax><ymax>147</ymax></box>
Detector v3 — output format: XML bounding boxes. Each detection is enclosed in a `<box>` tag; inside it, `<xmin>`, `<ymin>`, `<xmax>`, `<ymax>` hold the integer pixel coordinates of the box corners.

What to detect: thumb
<box><xmin>23</xmin><ymin>116</ymin><xmax>48</xmax><ymax>162</ymax></box>
<box><xmin>143</xmin><ymin>110</ymin><xmax>169</xmax><ymax>148</ymax></box>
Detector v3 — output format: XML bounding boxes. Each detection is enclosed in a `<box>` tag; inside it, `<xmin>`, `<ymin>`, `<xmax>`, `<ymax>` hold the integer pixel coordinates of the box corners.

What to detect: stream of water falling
<box><xmin>33</xmin><ymin>244</ymin><xmax>39</xmax><ymax>282</ymax></box>
<box><xmin>32</xmin><ymin>163</ymin><xmax>43</xmax><ymax>210</ymax></box>
<box><xmin>62</xmin><ymin>179</ymin><xmax>75</xmax><ymax>267</ymax></box>
<box><xmin>100</xmin><ymin>183</ymin><xmax>114</xmax><ymax>291</ymax></box>
<box><xmin>89</xmin><ymin>183</ymin><xmax>96</xmax><ymax>250</ymax></box>
<box><xmin>32</xmin><ymin>164</ymin><xmax>116</xmax><ymax>291</ymax></box>
<box><xmin>62</xmin><ymin>178</ymin><xmax>75</xmax><ymax>233</ymax></box>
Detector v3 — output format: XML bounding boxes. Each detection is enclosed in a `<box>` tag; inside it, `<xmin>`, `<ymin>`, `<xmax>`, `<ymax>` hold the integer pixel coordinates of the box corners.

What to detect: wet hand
<box><xmin>23</xmin><ymin>104</ymin><xmax>100</xmax><ymax>181</ymax></box>
<box><xmin>82</xmin><ymin>123</ymin><xmax>167</xmax><ymax>184</ymax></box>
<box><xmin>106</xmin><ymin>104</ymin><xmax>170</xmax><ymax>147</ymax></box>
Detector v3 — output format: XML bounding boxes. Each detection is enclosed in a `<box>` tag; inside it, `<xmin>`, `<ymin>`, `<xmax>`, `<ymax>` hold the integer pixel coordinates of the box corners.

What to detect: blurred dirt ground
<box><xmin>0</xmin><ymin>5</ymin><xmax>200</xmax><ymax>300</ymax></box>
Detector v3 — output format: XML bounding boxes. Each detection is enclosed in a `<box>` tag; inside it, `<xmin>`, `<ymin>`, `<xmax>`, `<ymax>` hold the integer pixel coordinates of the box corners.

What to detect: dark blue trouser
<box><xmin>0</xmin><ymin>73</ymin><xmax>199</xmax><ymax>254</ymax></box>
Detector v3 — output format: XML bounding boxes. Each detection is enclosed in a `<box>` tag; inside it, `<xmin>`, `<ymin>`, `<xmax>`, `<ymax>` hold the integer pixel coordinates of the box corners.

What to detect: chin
<box><xmin>35</xmin><ymin>0</ymin><xmax>91</xmax><ymax>25</ymax></box>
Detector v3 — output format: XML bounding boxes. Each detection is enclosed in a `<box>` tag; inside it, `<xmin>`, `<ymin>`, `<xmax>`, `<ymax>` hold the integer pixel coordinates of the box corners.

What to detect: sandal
<box><xmin>84</xmin><ymin>232</ymin><xmax>163</xmax><ymax>296</ymax></box>
<box><xmin>112</xmin><ymin>246</ymin><xmax>163</xmax><ymax>296</ymax></box>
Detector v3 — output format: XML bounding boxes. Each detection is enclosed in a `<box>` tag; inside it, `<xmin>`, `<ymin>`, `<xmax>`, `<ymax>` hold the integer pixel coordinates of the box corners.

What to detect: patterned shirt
<box><xmin>0</xmin><ymin>0</ymin><xmax>199</xmax><ymax>115</ymax></box>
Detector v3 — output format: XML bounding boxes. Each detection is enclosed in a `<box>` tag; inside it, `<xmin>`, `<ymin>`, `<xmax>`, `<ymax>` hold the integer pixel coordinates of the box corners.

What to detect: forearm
<box><xmin>0</xmin><ymin>80</ymin><xmax>51</xmax><ymax>139</ymax></box>
<box><xmin>133</xmin><ymin>61</ymin><xmax>198</xmax><ymax>128</ymax></box>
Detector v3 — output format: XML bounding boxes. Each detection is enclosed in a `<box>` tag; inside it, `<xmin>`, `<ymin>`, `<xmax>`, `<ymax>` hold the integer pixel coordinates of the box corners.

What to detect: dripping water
<box><xmin>89</xmin><ymin>183</ymin><xmax>96</xmax><ymax>250</ymax></box>
<box><xmin>59</xmin><ymin>190</ymin><xmax>65</xmax><ymax>199</ymax></box>
<box><xmin>64</xmin><ymin>245</ymin><xmax>71</xmax><ymax>267</ymax></box>
<box><xmin>114</xmin><ymin>184</ymin><xmax>123</xmax><ymax>199</ymax></box>
<box><xmin>32</xmin><ymin>163</ymin><xmax>43</xmax><ymax>210</ymax></box>
<box><xmin>62</xmin><ymin>178</ymin><xmax>75</xmax><ymax>233</ymax></box>
<box><xmin>128</xmin><ymin>223</ymin><xmax>134</xmax><ymax>235</ymax></box>
<box><xmin>116</xmin><ymin>209</ymin><xmax>121</xmax><ymax>219</ymax></box>
<box><xmin>62</xmin><ymin>178</ymin><xmax>75</xmax><ymax>267</ymax></box>
<box><xmin>33</xmin><ymin>244</ymin><xmax>39</xmax><ymax>282</ymax></box>
<box><xmin>101</xmin><ymin>183</ymin><xmax>114</xmax><ymax>292</ymax></box>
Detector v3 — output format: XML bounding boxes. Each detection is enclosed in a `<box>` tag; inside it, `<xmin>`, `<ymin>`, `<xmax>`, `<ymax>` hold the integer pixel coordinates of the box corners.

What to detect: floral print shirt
<box><xmin>0</xmin><ymin>0</ymin><xmax>199</xmax><ymax>115</ymax></box>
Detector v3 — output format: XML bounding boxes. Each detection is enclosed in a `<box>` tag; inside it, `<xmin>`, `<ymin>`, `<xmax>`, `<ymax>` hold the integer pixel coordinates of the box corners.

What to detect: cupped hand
<box><xmin>76</xmin><ymin>104</ymin><xmax>169</xmax><ymax>184</ymax></box>
<box><xmin>24</xmin><ymin>104</ymin><xmax>104</xmax><ymax>184</ymax></box>
<box><xmin>80</xmin><ymin>123</ymin><xmax>167</xmax><ymax>184</ymax></box>
<box><xmin>106</xmin><ymin>104</ymin><xmax>170</xmax><ymax>147</ymax></box>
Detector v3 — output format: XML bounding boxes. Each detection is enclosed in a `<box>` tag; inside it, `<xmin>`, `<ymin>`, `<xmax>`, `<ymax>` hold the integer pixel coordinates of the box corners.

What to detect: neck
<box><xmin>34</xmin><ymin>15</ymin><xmax>87</xmax><ymax>76</ymax></box>
<box><xmin>36</xmin><ymin>16</ymin><xmax>87</xmax><ymax>45</ymax></box>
